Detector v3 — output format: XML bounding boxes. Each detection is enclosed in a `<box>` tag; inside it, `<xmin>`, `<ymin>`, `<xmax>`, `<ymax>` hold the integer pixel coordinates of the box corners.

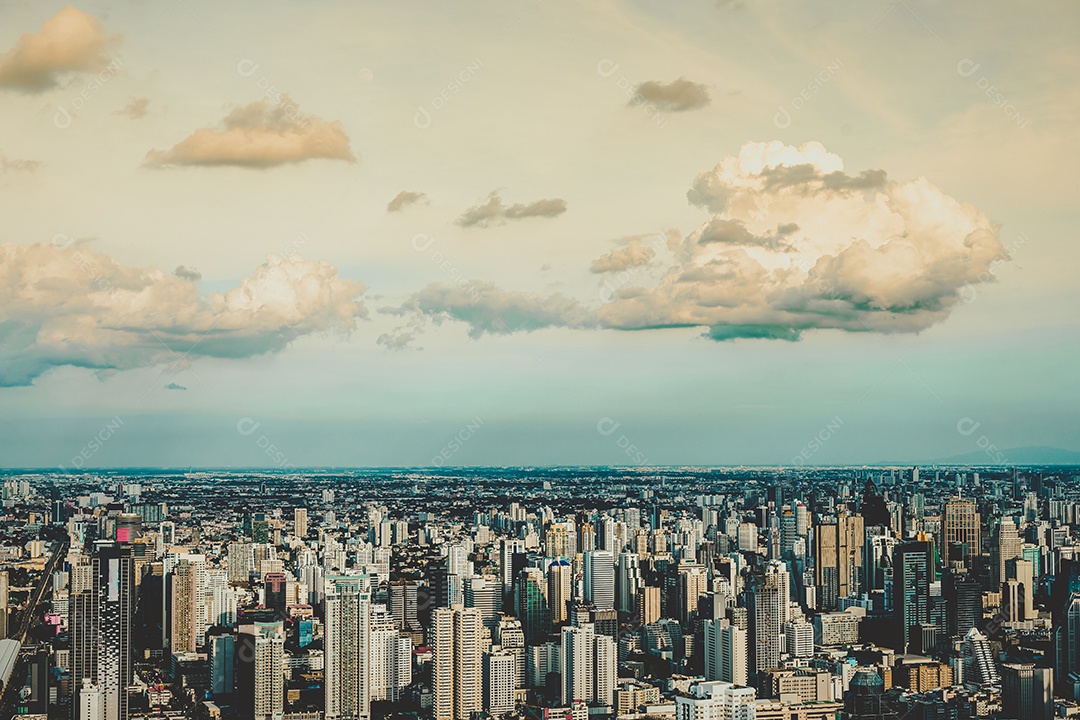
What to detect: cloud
<box><xmin>0</xmin><ymin>6</ymin><xmax>118</xmax><ymax>92</ymax></box>
<box><xmin>694</xmin><ymin>218</ymin><xmax>798</xmax><ymax>251</ymax></box>
<box><xmin>144</xmin><ymin>95</ymin><xmax>356</xmax><ymax>168</ymax></box>
<box><xmin>377</xmin><ymin>327</ymin><xmax>421</xmax><ymax>351</ymax></box>
<box><xmin>599</xmin><ymin>140</ymin><xmax>1006</xmax><ymax>341</ymax></box>
<box><xmin>590</xmin><ymin>237</ymin><xmax>658</xmax><ymax>273</ymax></box>
<box><xmin>457</xmin><ymin>191</ymin><xmax>567</xmax><ymax>228</ymax></box>
<box><xmin>173</xmin><ymin>265</ymin><xmax>201</xmax><ymax>281</ymax></box>
<box><xmin>0</xmin><ymin>242</ymin><xmax>366</xmax><ymax>386</ymax></box>
<box><xmin>394</xmin><ymin>281</ymin><xmax>595</xmax><ymax>338</ymax></box>
<box><xmin>386</xmin><ymin>190</ymin><xmax>427</xmax><ymax>212</ymax></box>
<box><xmin>0</xmin><ymin>154</ymin><xmax>41</xmax><ymax>174</ymax></box>
<box><xmin>631</xmin><ymin>78</ymin><xmax>711</xmax><ymax>112</ymax></box>
<box><xmin>164</xmin><ymin>382</ymin><xmax>187</xmax><ymax>391</ymax></box>
<box><xmin>116</xmin><ymin>97</ymin><xmax>149</xmax><ymax>119</ymax></box>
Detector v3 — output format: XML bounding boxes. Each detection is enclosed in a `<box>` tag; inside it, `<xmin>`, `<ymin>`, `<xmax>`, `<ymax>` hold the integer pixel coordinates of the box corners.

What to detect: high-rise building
<box><xmin>784</xmin><ymin>620</ymin><xmax>814</xmax><ymax>658</ymax></box>
<box><xmin>561</xmin><ymin>623</ymin><xmax>616</xmax><ymax>707</ymax></box>
<box><xmin>515</xmin><ymin>568</ymin><xmax>550</xmax><ymax>645</ymax></box>
<box><xmin>676</xmin><ymin>562</ymin><xmax>708</xmax><ymax>627</ymax></box>
<box><xmin>227</xmin><ymin>543</ymin><xmax>255</xmax><ymax>584</ymax></box>
<box><xmin>263</xmin><ymin>571</ymin><xmax>287</xmax><ymax>612</ymax></box>
<box><xmin>389</xmin><ymin>579</ymin><xmax>420</xmax><ymax>632</ymax></box>
<box><xmin>236</xmin><ymin>620</ymin><xmax>284</xmax><ymax>720</ymax></box>
<box><xmin>674</xmin><ymin>681</ymin><xmax>756</xmax><ymax>720</ymax></box>
<box><xmin>294</xmin><ymin>507</ymin><xmax>308</xmax><ymax>538</ymax></box>
<box><xmin>943</xmin><ymin>566</ymin><xmax>981</xmax><ymax>638</ymax></box>
<box><xmin>547</xmin><ymin>560</ymin><xmax>572</xmax><ymax>625</ymax></box>
<box><xmin>1002</xmin><ymin>663</ymin><xmax>1053</xmax><ymax>720</ymax></box>
<box><xmin>584</xmin><ymin>550</ymin><xmax>615</xmax><ymax>610</ymax></box>
<box><xmin>749</xmin><ymin>559</ymin><xmax>789</xmax><ymax>674</ymax></box>
<box><xmin>71</xmin><ymin>541</ymin><xmax>135</xmax><ymax>720</ymax></box>
<box><xmin>209</xmin><ymin>631</ymin><xmax>234</xmax><ymax>697</ymax></box>
<box><xmin>962</xmin><ymin>627</ymin><xmax>999</xmax><ymax>685</ymax></box>
<box><xmin>0</xmin><ymin>571</ymin><xmax>8</xmax><ymax>639</ymax></box>
<box><xmin>1007</xmin><ymin>557</ymin><xmax>1037</xmax><ymax>621</ymax></box>
<box><xmin>78</xmin><ymin>680</ymin><xmax>104</xmax><ymax>720</ymax></box>
<box><xmin>324</xmin><ymin>574</ymin><xmax>371</xmax><ymax>720</ymax></box>
<box><xmin>464</xmin><ymin>575</ymin><xmax>503</xmax><ymax>635</ymax></box>
<box><xmin>637</xmin><ymin>585</ymin><xmax>661</xmax><ymax>626</ymax></box>
<box><xmin>995</xmin><ymin>517</ymin><xmax>1022</xmax><ymax>587</ymax></box>
<box><xmin>616</xmin><ymin>553</ymin><xmax>642</xmax><ymax>614</ymax></box>
<box><xmin>169</xmin><ymin>559</ymin><xmax>199</xmax><ymax>654</ymax></box>
<box><xmin>433</xmin><ymin>605</ymin><xmax>483</xmax><ymax>720</ymax></box>
<box><xmin>814</xmin><ymin>513</ymin><xmax>864</xmax><ymax>610</ymax></box>
<box><xmin>893</xmin><ymin>538</ymin><xmax>932</xmax><ymax>653</ymax></box>
<box><xmin>864</xmin><ymin>532</ymin><xmax>897</xmax><ymax>594</ymax></box>
<box><xmin>500</xmin><ymin>539</ymin><xmax>526</xmax><ymax>590</ymax></box>
<box><xmin>483</xmin><ymin>649</ymin><xmax>518</xmax><ymax>715</ymax></box>
<box><xmin>942</xmin><ymin>498</ymin><xmax>981</xmax><ymax>568</ymax></box>
<box><xmin>703</xmin><ymin>620</ymin><xmax>747</xmax><ymax>686</ymax></box>
<box><xmin>369</xmin><ymin>605</ymin><xmax>411</xmax><ymax>703</ymax></box>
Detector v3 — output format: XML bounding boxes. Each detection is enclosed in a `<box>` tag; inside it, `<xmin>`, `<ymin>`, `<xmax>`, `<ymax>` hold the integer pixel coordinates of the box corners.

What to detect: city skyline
<box><xmin>1</xmin><ymin>1</ymin><xmax>1078</xmax><ymax>468</ymax></box>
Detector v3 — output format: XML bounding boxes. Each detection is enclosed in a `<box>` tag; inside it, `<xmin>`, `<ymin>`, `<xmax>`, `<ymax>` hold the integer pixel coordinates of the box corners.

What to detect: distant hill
<box><xmin>932</xmin><ymin>446</ymin><xmax>1080</xmax><ymax>465</ymax></box>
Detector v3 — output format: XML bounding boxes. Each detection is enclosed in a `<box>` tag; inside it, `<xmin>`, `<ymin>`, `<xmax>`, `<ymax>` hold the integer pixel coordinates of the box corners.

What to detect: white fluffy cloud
<box><xmin>0</xmin><ymin>242</ymin><xmax>365</xmax><ymax>385</ymax></box>
<box><xmin>387</xmin><ymin>142</ymin><xmax>1003</xmax><ymax>343</ymax></box>
<box><xmin>145</xmin><ymin>95</ymin><xmax>355</xmax><ymax>168</ymax></box>
<box><xmin>590</xmin><ymin>237</ymin><xmax>658</xmax><ymax>273</ymax></box>
<box><xmin>599</xmin><ymin>140</ymin><xmax>1005</xmax><ymax>340</ymax></box>
<box><xmin>0</xmin><ymin>6</ymin><xmax>117</xmax><ymax>92</ymax></box>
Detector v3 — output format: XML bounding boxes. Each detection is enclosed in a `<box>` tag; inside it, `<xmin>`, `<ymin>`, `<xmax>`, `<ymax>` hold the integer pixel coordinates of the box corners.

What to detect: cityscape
<box><xmin>0</xmin><ymin>466</ymin><xmax>1078</xmax><ymax>720</ymax></box>
<box><xmin>1</xmin><ymin>1</ymin><xmax>1078</xmax><ymax>720</ymax></box>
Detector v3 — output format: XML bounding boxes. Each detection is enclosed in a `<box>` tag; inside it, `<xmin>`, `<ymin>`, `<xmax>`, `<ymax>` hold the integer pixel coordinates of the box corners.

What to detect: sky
<box><xmin>0</xmin><ymin>0</ymin><xmax>1077</xmax><ymax>468</ymax></box>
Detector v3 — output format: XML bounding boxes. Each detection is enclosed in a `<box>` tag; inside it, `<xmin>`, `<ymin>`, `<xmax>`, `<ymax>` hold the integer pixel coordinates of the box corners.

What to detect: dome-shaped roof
<box><xmin>850</xmin><ymin>668</ymin><xmax>884</xmax><ymax>694</ymax></box>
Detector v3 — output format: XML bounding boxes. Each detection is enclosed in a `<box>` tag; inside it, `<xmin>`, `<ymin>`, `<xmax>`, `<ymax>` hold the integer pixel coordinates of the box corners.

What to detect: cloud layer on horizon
<box><xmin>0</xmin><ymin>6</ymin><xmax>118</xmax><ymax>92</ymax></box>
<box><xmin>0</xmin><ymin>242</ymin><xmax>366</xmax><ymax>386</ymax></box>
<box><xmin>145</xmin><ymin>95</ymin><xmax>355</xmax><ymax>168</ymax></box>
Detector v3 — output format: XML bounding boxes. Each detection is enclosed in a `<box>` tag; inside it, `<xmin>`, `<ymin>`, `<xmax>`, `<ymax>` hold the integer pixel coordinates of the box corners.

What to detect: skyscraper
<box><xmin>703</xmin><ymin>619</ymin><xmax>747</xmax><ymax>686</ymax></box>
<box><xmin>464</xmin><ymin>575</ymin><xmax>503</xmax><ymax>635</ymax></box>
<box><xmin>236</xmin><ymin>620</ymin><xmax>284</xmax><ymax>720</ymax></box>
<box><xmin>1002</xmin><ymin>664</ymin><xmax>1053</xmax><ymax>720</ymax></box>
<box><xmin>996</xmin><ymin>517</ymin><xmax>1022</xmax><ymax>587</ymax></box>
<box><xmin>294</xmin><ymin>507</ymin><xmax>308</xmax><ymax>538</ymax></box>
<box><xmin>209</xmin><ymin>631</ymin><xmax>234</xmax><ymax>697</ymax></box>
<box><xmin>515</xmin><ymin>568</ymin><xmax>550</xmax><ymax>644</ymax></box>
<box><xmin>0</xmin><ymin>571</ymin><xmax>8</xmax><ymax>639</ymax></box>
<box><xmin>433</xmin><ymin>605</ymin><xmax>483</xmax><ymax>720</ymax></box>
<box><xmin>1007</xmin><ymin>557</ymin><xmax>1037</xmax><ymax>621</ymax></box>
<box><xmin>483</xmin><ymin>649</ymin><xmax>518</xmax><ymax>715</ymax></box>
<box><xmin>942</xmin><ymin>497</ymin><xmax>981</xmax><ymax>568</ymax></box>
<box><xmin>547</xmin><ymin>559</ymin><xmax>572</xmax><ymax>625</ymax></box>
<box><xmin>169</xmin><ymin>559</ymin><xmax>199</xmax><ymax>654</ymax></box>
<box><xmin>749</xmin><ymin>559</ymin><xmax>789</xmax><ymax>674</ymax></box>
<box><xmin>71</xmin><ymin>541</ymin><xmax>134</xmax><ymax>720</ymax></box>
<box><xmin>324</xmin><ymin>574</ymin><xmax>371</xmax><ymax>720</ymax></box>
<box><xmin>389</xmin><ymin>579</ymin><xmax>420</xmax><ymax>632</ymax></box>
<box><xmin>369</xmin><ymin>604</ymin><xmax>411</xmax><ymax>703</ymax></box>
<box><xmin>616</xmin><ymin>553</ymin><xmax>642</xmax><ymax>614</ymax></box>
<box><xmin>584</xmin><ymin>550</ymin><xmax>616</xmax><ymax>610</ymax></box>
<box><xmin>814</xmin><ymin>513</ymin><xmax>864</xmax><ymax>610</ymax></box>
<box><xmin>638</xmin><ymin>585</ymin><xmax>661</xmax><ymax>625</ymax></box>
<box><xmin>561</xmin><ymin>623</ymin><xmax>616</xmax><ymax>707</ymax></box>
<box><xmin>893</xmin><ymin>539</ymin><xmax>933</xmax><ymax>653</ymax></box>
